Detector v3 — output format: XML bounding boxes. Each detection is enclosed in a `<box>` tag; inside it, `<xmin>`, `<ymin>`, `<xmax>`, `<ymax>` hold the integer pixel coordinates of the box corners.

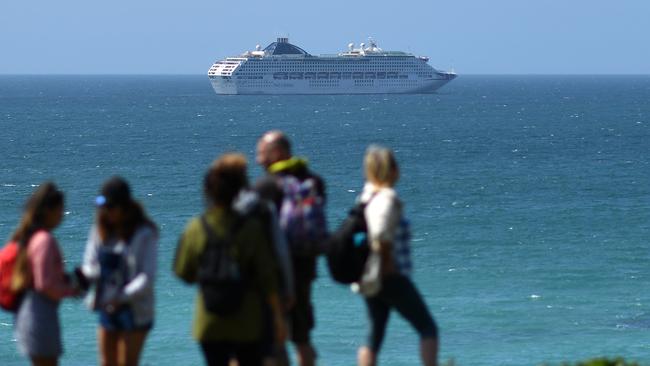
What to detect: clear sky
<box><xmin>1</xmin><ymin>0</ymin><xmax>648</xmax><ymax>74</ymax></box>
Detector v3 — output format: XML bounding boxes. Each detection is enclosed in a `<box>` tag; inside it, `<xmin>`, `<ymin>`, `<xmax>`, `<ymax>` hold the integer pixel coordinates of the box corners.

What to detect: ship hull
<box><xmin>209</xmin><ymin>74</ymin><xmax>456</xmax><ymax>95</ymax></box>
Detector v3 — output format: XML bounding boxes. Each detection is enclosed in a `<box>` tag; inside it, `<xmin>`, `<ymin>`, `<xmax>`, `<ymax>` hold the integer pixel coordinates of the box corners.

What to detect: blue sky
<box><xmin>1</xmin><ymin>0</ymin><xmax>648</xmax><ymax>74</ymax></box>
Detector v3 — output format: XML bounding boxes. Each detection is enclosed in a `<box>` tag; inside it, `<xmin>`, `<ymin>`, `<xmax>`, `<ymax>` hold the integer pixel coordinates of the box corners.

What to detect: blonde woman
<box><xmin>356</xmin><ymin>145</ymin><xmax>439</xmax><ymax>366</ymax></box>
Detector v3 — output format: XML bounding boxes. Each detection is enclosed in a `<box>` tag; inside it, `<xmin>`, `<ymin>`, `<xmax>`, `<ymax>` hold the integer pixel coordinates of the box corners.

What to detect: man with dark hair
<box><xmin>255</xmin><ymin>130</ymin><xmax>326</xmax><ymax>366</ymax></box>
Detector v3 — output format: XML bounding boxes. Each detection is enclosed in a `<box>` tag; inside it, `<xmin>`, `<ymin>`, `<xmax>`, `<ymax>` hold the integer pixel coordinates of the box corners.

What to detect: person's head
<box><xmin>13</xmin><ymin>182</ymin><xmax>65</xmax><ymax>244</ymax></box>
<box><xmin>256</xmin><ymin>130</ymin><xmax>291</xmax><ymax>170</ymax></box>
<box><xmin>204</xmin><ymin>153</ymin><xmax>249</xmax><ymax>208</ymax></box>
<box><xmin>95</xmin><ymin>176</ymin><xmax>154</xmax><ymax>241</ymax></box>
<box><xmin>364</xmin><ymin>145</ymin><xmax>400</xmax><ymax>188</ymax></box>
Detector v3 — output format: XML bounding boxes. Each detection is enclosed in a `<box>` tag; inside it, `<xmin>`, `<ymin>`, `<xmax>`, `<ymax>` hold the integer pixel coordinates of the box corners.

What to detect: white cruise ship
<box><xmin>208</xmin><ymin>38</ymin><xmax>456</xmax><ymax>95</ymax></box>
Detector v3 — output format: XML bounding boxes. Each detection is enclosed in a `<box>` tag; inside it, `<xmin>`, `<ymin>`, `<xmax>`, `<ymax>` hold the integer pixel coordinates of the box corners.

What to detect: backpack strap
<box><xmin>200</xmin><ymin>215</ymin><xmax>219</xmax><ymax>246</ymax></box>
<box><xmin>359</xmin><ymin>191</ymin><xmax>379</xmax><ymax>210</ymax></box>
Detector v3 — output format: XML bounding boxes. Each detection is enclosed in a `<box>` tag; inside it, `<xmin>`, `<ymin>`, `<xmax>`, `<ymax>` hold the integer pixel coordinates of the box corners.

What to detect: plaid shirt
<box><xmin>393</xmin><ymin>216</ymin><xmax>412</xmax><ymax>276</ymax></box>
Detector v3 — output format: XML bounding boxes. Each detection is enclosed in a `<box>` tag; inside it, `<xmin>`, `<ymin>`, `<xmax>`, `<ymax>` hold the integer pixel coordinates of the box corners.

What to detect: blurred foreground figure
<box><xmin>12</xmin><ymin>182</ymin><xmax>78</xmax><ymax>366</ymax></box>
<box><xmin>82</xmin><ymin>177</ymin><xmax>158</xmax><ymax>366</ymax></box>
<box><xmin>174</xmin><ymin>153</ymin><xmax>285</xmax><ymax>366</ymax></box>
<box><xmin>255</xmin><ymin>131</ymin><xmax>328</xmax><ymax>366</ymax></box>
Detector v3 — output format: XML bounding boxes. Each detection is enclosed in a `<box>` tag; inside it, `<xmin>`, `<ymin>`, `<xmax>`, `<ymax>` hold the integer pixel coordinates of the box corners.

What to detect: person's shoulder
<box><xmin>307</xmin><ymin>170</ymin><xmax>325</xmax><ymax>184</ymax></box>
<box><xmin>361</xmin><ymin>183</ymin><xmax>396</xmax><ymax>199</ymax></box>
<box><xmin>177</xmin><ymin>216</ymin><xmax>207</xmax><ymax>252</ymax></box>
<box><xmin>303</xmin><ymin>169</ymin><xmax>326</xmax><ymax>196</ymax></box>
<box><xmin>255</xmin><ymin>174</ymin><xmax>281</xmax><ymax>189</ymax></box>
<box><xmin>176</xmin><ymin>216</ymin><xmax>203</xmax><ymax>242</ymax></box>
<box><xmin>254</xmin><ymin>174</ymin><xmax>284</xmax><ymax>205</ymax></box>
<box><xmin>29</xmin><ymin>230</ymin><xmax>53</xmax><ymax>246</ymax></box>
<box><xmin>184</xmin><ymin>216</ymin><xmax>203</xmax><ymax>234</ymax></box>
<box><xmin>27</xmin><ymin>230</ymin><xmax>56</xmax><ymax>256</ymax></box>
<box><xmin>363</xmin><ymin>185</ymin><xmax>398</xmax><ymax>211</ymax></box>
<box><xmin>255</xmin><ymin>174</ymin><xmax>281</xmax><ymax>188</ymax></box>
<box><xmin>377</xmin><ymin>187</ymin><xmax>397</xmax><ymax>200</ymax></box>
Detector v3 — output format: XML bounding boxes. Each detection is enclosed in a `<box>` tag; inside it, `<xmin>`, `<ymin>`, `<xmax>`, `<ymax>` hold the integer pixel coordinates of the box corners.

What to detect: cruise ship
<box><xmin>208</xmin><ymin>38</ymin><xmax>456</xmax><ymax>95</ymax></box>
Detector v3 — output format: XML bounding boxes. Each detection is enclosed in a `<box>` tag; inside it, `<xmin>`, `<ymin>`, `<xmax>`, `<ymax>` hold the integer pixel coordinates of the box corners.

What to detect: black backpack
<box><xmin>197</xmin><ymin>215</ymin><xmax>246</xmax><ymax>316</ymax></box>
<box><xmin>326</xmin><ymin>199</ymin><xmax>373</xmax><ymax>284</ymax></box>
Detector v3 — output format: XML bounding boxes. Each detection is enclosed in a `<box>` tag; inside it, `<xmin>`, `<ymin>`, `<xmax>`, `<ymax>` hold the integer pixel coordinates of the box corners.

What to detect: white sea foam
<box><xmin>347</xmin><ymin>189</ymin><xmax>355</xmax><ymax>193</ymax></box>
<box><xmin>530</xmin><ymin>294</ymin><xmax>541</xmax><ymax>299</ymax></box>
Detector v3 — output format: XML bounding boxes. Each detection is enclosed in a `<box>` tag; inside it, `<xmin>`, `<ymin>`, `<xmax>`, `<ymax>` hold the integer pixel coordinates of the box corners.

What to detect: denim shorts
<box><xmin>99</xmin><ymin>305</ymin><xmax>152</xmax><ymax>332</ymax></box>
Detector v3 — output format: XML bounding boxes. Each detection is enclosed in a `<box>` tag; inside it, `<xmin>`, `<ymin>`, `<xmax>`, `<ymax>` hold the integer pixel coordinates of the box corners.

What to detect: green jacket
<box><xmin>173</xmin><ymin>206</ymin><xmax>278</xmax><ymax>342</ymax></box>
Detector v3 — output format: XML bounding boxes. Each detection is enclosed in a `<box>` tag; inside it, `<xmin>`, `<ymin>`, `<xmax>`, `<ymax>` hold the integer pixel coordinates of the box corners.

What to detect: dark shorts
<box><xmin>289</xmin><ymin>257</ymin><xmax>316</xmax><ymax>344</ymax></box>
<box><xmin>200</xmin><ymin>341</ymin><xmax>263</xmax><ymax>366</ymax></box>
<box><xmin>364</xmin><ymin>274</ymin><xmax>438</xmax><ymax>352</ymax></box>
<box><xmin>99</xmin><ymin>305</ymin><xmax>152</xmax><ymax>332</ymax></box>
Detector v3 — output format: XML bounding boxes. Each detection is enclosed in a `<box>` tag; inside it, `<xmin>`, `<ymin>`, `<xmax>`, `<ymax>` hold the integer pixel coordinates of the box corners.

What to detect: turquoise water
<box><xmin>1</xmin><ymin>75</ymin><xmax>649</xmax><ymax>365</ymax></box>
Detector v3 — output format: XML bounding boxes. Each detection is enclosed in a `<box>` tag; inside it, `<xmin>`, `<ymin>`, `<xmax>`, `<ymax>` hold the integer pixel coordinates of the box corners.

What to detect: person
<box><xmin>233</xmin><ymin>188</ymin><xmax>294</xmax><ymax>366</ymax></box>
<box><xmin>174</xmin><ymin>153</ymin><xmax>285</xmax><ymax>366</ymax></box>
<box><xmin>13</xmin><ymin>182</ymin><xmax>78</xmax><ymax>366</ymax></box>
<box><xmin>255</xmin><ymin>130</ymin><xmax>326</xmax><ymax>366</ymax></box>
<box><xmin>355</xmin><ymin>145</ymin><xmax>439</xmax><ymax>366</ymax></box>
<box><xmin>81</xmin><ymin>176</ymin><xmax>158</xmax><ymax>366</ymax></box>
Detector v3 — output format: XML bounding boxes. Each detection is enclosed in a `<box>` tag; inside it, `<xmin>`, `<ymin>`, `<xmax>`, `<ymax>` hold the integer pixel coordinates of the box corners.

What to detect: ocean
<box><xmin>1</xmin><ymin>75</ymin><xmax>649</xmax><ymax>365</ymax></box>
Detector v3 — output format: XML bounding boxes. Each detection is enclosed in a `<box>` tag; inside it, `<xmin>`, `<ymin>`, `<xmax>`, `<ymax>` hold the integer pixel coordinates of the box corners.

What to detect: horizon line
<box><xmin>1</xmin><ymin>73</ymin><xmax>650</xmax><ymax>76</ymax></box>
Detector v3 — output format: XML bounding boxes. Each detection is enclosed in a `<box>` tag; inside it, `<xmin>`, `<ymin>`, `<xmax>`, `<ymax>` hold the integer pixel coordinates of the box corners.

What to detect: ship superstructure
<box><xmin>208</xmin><ymin>38</ymin><xmax>456</xmax><ymax>95</ymax></box>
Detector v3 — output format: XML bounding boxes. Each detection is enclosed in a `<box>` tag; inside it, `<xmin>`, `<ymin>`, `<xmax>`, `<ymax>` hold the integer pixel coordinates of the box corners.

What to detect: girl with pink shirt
<box><xmin>13</xmin><ymin>182</ymin><xmax>78</xmax><ymax>366</ymax></box>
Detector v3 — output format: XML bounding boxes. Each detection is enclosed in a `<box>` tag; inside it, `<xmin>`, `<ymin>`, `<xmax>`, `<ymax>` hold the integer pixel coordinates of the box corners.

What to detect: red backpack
<box><xmin>0</xmin><ymin>241</ymin><xmax>22</xmax><ymax>312</ymax></box>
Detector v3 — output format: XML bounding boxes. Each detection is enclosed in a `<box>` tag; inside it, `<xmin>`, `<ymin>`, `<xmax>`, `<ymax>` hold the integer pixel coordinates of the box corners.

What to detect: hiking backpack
<box><xmin>0</xmin><ymin>241</ymin><xmax>22</xmax><ymax>312</ymax></box>
<box><xmin>326</xmin><ymin>200</ymin><xmax>372</xmax><ymax>284</ymax></box>
<box><xmin>278</xmin><ymin>176</ymin><xmax>328</xmax><ymax>257</ymax></box>
<box><xmin>197</xmin><ymin>215</ymin><xmax>246</xmax><ymax>316</ymax></box>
